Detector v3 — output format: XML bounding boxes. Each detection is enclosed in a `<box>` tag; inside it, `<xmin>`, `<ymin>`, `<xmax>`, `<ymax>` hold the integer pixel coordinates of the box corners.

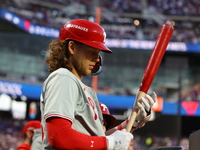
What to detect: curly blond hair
<box><xmin>45</xmin><ymin>39</ymin><xmax>72</xmax><ymax>73</ymax></box>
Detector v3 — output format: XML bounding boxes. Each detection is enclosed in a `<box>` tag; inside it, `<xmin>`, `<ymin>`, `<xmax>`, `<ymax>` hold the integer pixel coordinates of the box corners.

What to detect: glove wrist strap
<box><xmin>106</xmin><ymin>136</ymin><xmax>114</xmax><ymax>150</ymax></box>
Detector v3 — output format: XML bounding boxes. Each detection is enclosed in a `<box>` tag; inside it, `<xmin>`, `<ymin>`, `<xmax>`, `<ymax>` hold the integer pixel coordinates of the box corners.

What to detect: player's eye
<box><xmin>103</xmin><ymin>122</ymin><xmax>107</xmax><ymax>127</ymax></box>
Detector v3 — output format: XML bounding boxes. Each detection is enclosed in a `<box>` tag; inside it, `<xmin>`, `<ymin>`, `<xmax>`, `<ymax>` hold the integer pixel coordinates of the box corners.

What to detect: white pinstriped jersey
<box><xmin>40</xmin><ymin>68</ymin><xmax>105</xmax><ymax>150</ymax></box>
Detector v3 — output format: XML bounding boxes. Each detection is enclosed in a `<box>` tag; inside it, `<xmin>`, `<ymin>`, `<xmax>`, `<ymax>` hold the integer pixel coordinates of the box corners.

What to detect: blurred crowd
<box><xmin>1</xmin><ymin>0</ymin><xmax>200</xmax><ymax>43</ymax></box>
<box><xmin>147</xmin><ymin>0</ymin><xmax>200</xmax><ymax>16</ymax></box>
<box><xmin>181</xmin><ymin>84</ymin><xmax>200</xmax><ymax>102</ymax></box>
<box><xmin>133</xmin><ymin>135</ymin><xmax>189</xmax><ymax>150</ymax></box>
<box><xmin>0</xmin><ymin>118</ymin><xmax>24</xmax><ymax>150</ymax></box>
<box><xmin>0</xmin><ymin>117</ymin><xmax>189</xmax><ymax>150</ymax></box>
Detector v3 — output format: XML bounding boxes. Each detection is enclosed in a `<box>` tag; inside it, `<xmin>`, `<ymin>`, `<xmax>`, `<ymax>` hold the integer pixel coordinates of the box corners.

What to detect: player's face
<box><xmin>102</xmin><ymin>119</ymin><xmax>108</xmax><ymax>132</ymax></box>
<box><xmin>102</xmin><ymin>125</ymin><xmax>106</xmax><ymax>132</ymax></box>
<box><xmin>70</xmin><ymin>41</ymin><xmax>101</xmax><ymax>79</ymax></box>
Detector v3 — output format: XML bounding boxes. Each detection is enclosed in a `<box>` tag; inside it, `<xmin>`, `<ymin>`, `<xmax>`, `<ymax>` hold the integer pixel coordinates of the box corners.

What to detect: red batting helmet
<box><xmin>99</xmin><ymin>102</ymin><xmax>116</xmax><ymax>130</ymax></box>
<box><xmin>58</xmin><ymin>19</ymin><xmax>112</xmax><ymax>53</ymax></box>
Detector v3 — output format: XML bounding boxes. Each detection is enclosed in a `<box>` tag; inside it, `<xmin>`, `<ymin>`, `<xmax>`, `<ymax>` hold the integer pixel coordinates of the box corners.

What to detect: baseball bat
<box><xmin>126</xmin><ymin>22</ymin><xmax>174</xmax><ymax>132</ymax></box>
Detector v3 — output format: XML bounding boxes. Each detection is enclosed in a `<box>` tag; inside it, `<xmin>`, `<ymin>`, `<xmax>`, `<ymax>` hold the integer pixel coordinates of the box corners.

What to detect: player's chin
<box><xmin>83</xmin><ymin>70</ymin><xmax>92</xmax><ymax>76</ymax></box>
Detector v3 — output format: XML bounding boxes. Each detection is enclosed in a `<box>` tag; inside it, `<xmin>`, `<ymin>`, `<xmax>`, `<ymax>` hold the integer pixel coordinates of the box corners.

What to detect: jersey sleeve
<box><xmin>47</xmin><ymin>117</ymin><xmax>108</xmax><ymax>150</ymax></box>
<box><xmin>42</xmin><ymin>73</ymin><xmax>79</xmax><ymax>122</ymax></box>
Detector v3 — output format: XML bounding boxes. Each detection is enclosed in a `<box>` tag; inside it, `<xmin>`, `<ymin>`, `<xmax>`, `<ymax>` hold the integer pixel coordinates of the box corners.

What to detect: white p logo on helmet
<box><xmin>103</xmin><ymin>32</ymin><xmax>106</xmax><ymax>42</ymax></box>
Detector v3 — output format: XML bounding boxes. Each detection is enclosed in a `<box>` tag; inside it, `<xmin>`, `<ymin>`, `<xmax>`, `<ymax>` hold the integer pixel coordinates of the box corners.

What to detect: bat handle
<box><xmin>126</xmin><ymin>91</ymin><xmax>146</xmax><ymax>132</ymax></box>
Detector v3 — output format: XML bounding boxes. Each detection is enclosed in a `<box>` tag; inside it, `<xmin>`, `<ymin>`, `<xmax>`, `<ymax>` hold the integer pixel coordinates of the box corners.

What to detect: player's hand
<box><xmin>117</xmin><ymin>92</ymin><xmax>157</xmax><ymax>130</ymax></box>
<box><xmin>132</xmin><ymin>91</ymin><xmax>156</xmax><ymax>128</ymax></box>
<box><xmin>106</xmin><ymin>129</ymin><xmax>133</xmax><ymax>150</ymax></box>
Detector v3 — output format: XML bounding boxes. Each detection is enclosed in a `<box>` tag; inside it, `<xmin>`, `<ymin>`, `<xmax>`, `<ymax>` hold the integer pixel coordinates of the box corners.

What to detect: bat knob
<box><xmin>165</xmin><ymin>20</ymin><xmax>175</xmax><ymax>27</ymax></box>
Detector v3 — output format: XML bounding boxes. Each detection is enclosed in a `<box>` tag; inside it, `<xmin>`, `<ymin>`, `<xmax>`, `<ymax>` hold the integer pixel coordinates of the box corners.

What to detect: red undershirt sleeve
<box><xmin>46</xmin><ymin>117</ymin><xmax>108</xmax><ymax>150</ymax></box>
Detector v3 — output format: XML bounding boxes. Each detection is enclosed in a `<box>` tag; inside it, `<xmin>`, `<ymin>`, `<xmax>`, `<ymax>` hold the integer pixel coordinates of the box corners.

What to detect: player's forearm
<box><xmin>46</xmin><ymin>117</ymin><xmax>108</xmax><ymax>150</ymax></box>
<box><xmin>105</xmin><ymin>122</ymin><xmax>137</xmax><ymax>136</ymax></box>
<box><xmin>105</xmin><ymin>127</ymin><xmax>117</xmax><ymax>135</ymax></box>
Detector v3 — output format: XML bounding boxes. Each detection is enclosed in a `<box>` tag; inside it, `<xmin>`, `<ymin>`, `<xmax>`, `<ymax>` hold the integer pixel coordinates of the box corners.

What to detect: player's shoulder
<box><xmin>44</xmin><ymin>68</ymin><xmax>78</xmax><ymax>85</ymax></box>
<box><xmin>53</xmin><ymin>68</ymin><xmax>72</xmax><ymax>75</ymax></box>
<box><xmin>48</xmin><ymin>68</ymin><xmax>74</xmax><ymax>79</ymax></box>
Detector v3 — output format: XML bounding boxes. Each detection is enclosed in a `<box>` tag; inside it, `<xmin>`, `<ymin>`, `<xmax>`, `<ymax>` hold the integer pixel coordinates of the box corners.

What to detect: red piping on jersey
<box><xmin>45</xmin><ymin>114</ymin><xmax>73</xmax><ymax>122</ymax></box>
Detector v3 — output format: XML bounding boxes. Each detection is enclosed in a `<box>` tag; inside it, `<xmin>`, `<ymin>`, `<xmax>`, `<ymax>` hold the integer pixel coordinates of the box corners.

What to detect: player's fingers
<box><xmin>152</xmin><ymin>92</ymin><xmax>157</xmax><ymax>103</ymax></box>
<box><xmin>137</xmin><ymin>102</ymin><xmax>147</xmax><ymax>117</ymax></box>
<box><xmin>140</xmin><ymin>97</ymin><xmax>150</xmax><ymax>111</ymax></box>
<box><xmin>145</xmin><ymin>94</ymin><xmax>155</xmax><ymax>107</ymax></box>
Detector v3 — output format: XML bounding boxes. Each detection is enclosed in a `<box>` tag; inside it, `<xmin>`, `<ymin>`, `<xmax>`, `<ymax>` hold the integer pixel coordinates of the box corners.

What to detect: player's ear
<box><xmin>68</xmin><ymin>41</ymin><xmax>76</xmax><ymax>55</ymax></box>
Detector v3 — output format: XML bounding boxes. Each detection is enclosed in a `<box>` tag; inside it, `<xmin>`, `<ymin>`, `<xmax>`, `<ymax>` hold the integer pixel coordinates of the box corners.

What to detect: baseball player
<box><xmin>17</xmin><ymin>120</ymin><xmax>41</xmax><ymax>150</ymax></box>
<box><xmin>99</xmin><ymin>102</ymin><xmax>117</xmax><ymax>132</ymax></box>
<box><xmin>31</xmin><ymin>127</ymin><xmax>42</xmax><ymax>150</ymax></box>
<box><xmin>40</xmin><ymin>19</ymin><xmax>156</xmax><ymax>150</ymax></box>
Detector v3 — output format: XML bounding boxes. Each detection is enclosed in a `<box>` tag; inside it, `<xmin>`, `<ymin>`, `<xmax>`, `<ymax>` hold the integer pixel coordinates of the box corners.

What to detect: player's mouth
<box><xmin>89</xmin><ymin>65</ymin><xmax>94</xmax><ymax>70</ymax></box>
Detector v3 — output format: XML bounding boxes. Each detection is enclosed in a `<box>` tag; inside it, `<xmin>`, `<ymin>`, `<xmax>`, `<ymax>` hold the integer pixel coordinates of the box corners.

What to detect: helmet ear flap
<box><xmin>91</xmin><ymin>55</ymin><xmax>103</xmax><ymax>76</ymax></box>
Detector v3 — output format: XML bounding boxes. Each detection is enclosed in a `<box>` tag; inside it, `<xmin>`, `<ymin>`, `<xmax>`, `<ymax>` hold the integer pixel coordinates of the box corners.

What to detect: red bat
<box><xmin>140</xmin><ymin>23</ymin><xmax>174</xmax><ymax>93</ymax></box>
<box><xmin>126</xmin><ymin>22</ymin><xmax>174</xmax><ymax>132</ymax></box>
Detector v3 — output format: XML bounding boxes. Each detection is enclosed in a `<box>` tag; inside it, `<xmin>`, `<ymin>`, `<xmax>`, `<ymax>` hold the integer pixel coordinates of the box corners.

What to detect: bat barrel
<box><xmin>126</xmin><ymin>22</ymin><xmax>174</xmax><ymax>133</ymax></box>
<box><xmin>139</xmin><ymin>23</ymin><xmax>174</xmax><ymax>93</ymax></box>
